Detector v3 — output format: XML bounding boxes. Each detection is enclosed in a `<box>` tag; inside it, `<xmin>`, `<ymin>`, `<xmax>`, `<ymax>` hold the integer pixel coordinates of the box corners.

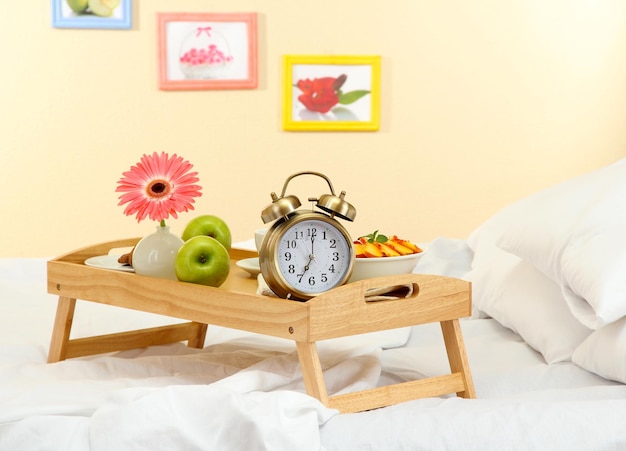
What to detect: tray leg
<box><xmin>187</xmin><ymin>322</ymin><xmax>208</xmax><ymax>349</ymax></box>
<box><xmin>440</xmin><ymin>319</ymin><xmax>476</xmax><ymax>399</ymax></box>
<box><xmin>60</xmin><ymin>322</ymin><xmax>210</xmax><ymax>359</ymax></box>
<box><xmin>295</xmin><ymin>341</ymin><xmax>329</xmax><ymax>405</ymax></box>
<box><xmin>47</xmin><ymin>294</ymin><xmax>207</xmax><ymax>362</ymax></box>
<box><xmin>48</xmin><ymin>296</ymin><xmax>77</xmax><ymax>363</ymax></box>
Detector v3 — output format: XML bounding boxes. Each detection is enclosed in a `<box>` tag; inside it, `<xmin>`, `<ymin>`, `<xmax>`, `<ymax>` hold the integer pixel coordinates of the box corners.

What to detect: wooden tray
<box><xmin>47</xmin><ymin>238</ymin><xmax>476</xmax><ymax>413</ymax></box>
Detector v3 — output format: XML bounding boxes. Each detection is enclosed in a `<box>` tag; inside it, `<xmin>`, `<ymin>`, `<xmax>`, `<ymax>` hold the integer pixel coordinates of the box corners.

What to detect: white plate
<box><xmin>84</xmin><ymin>255</ymin><xmax>135</xmax><ymax>273</ymax></box>
<box><xmin>236</xmin><ymin>257</ymin><xmax>260</xmax><ymax>277</ymax></box>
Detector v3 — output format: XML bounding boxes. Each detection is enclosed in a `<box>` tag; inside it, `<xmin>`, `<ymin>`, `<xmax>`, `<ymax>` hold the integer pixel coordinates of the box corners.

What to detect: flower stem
<box><xmin>160</xmin><ymin>219</ymin><xmax>166</xmax><ymax>228</ymax></box>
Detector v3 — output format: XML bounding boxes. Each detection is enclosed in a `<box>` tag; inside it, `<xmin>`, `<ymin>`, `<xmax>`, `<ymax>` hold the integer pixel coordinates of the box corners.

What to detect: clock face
<box><xmin>265</xmin><ymin>215</ymin><xmax>354</xmax><ymax>299</ymax></box>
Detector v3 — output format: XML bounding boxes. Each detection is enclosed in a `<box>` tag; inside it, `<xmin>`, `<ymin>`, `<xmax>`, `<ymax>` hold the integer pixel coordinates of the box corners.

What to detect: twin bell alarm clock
<box><xmin>258</xmin><ymin>171</ymin><xmax>357</xmax><ymax>301</ymax></box>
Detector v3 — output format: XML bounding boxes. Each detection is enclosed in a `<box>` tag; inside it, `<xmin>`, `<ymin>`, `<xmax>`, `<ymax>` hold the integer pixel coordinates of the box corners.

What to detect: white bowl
<box><xmin>349</xmin><ymin>251</ymin><xmax>425</xmax><ymax>283</ymax></box>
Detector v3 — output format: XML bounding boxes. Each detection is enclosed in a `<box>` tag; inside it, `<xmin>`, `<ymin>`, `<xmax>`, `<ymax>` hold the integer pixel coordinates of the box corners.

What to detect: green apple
<box><xmin>175</xmin><ymin>236</ymin><xmax>230</xmax><ymax>287</ymax></box>
<box><xmin>182</xmin><ymin>215</ymin><xmax>232</xmax><ymax>250</ymax></box>
<box><xmin>66</xmin><ymin>0</ymin><xmax>88</xmax><ymax>14</ymax></box>
<box><xmin>88</xmin><ymin>0</ymin><xmax>113</xmax><ymax>17</ymax></box>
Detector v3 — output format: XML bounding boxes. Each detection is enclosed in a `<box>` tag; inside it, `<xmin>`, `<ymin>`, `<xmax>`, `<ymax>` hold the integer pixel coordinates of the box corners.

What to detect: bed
<box><xmin>1</xmin><ymin>158</ymin><xmax>626</xmax><ymax>450</ymax></box>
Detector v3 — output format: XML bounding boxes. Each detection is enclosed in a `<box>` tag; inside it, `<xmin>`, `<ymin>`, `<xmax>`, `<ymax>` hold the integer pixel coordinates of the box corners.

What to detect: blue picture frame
<box><xmin>52</xmin><ymin>0</ymin><xmax>132</xmax><ymax>30</ymax></box>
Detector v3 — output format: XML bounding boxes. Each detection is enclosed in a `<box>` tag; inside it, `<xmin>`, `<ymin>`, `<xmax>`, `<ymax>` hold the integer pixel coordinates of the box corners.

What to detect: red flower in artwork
<box><xmin>296</xmin><ymin>76</ymin><xmax>342</xmax><ymax>113</ymax></box>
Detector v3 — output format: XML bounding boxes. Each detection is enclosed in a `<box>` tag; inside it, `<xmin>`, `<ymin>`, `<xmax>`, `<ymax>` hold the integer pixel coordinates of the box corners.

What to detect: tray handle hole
<box><xmin>364</xmin><ymin>282</ymin><xmax>419</xmax><ymax>303</ymax></box>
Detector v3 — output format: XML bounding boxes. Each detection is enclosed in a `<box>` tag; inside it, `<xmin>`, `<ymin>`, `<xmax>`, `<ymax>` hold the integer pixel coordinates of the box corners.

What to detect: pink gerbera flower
<box><xmin>116</xmin><ymin>152</ymin><xmax>202</xmax><ymax>223</ymax></box>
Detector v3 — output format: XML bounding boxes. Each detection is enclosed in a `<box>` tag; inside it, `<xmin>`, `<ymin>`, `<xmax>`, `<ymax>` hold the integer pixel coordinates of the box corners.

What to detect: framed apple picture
<box><xmin>52</xmin><ymin>0</ymin><xmax>132</xmax><ymax>29</ymax></box>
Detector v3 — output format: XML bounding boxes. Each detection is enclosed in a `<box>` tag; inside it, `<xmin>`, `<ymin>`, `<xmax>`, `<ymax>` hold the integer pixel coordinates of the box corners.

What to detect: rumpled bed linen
<box><xmin>1</xmin><ymin>230</ymin><xmax>625</xmax><ymax>450</ymax></box>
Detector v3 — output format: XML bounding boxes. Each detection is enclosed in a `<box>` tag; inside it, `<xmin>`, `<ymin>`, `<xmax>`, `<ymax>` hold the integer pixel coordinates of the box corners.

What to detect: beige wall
<box><xmin>1</xmin><ymin>1</ymin><xmax>625</xmax><ymax>257</ymax></box>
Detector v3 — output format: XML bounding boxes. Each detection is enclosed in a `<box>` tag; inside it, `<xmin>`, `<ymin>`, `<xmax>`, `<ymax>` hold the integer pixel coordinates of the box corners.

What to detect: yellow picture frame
<box><xmin>282</xmin><ymin>55</ymin><xmax>381</xmax><ymax>132</ymax></box>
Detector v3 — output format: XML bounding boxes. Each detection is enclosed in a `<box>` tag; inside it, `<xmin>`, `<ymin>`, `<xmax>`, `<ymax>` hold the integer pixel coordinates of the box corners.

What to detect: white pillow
<box><xmin>573</xmin><ymin>316</ymin><xmax>626</xmax><ymax>384</ymax></box>
<box><xmin>470</xmin><ymin>247</ymin><xmax>591</xmax><ymax>364</ymax></box>
<box><xmin>467</xmin><ymin>201</ymin><xmax>525</xmax><ymax>319</ymax></box>
<box><xmin>495</xmin><ymin>158</ymin><xmax>626</xmax><ymax>329</ymax></box>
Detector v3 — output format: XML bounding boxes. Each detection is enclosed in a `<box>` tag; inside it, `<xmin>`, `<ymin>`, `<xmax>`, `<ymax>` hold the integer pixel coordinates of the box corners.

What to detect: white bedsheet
<box><xmin>1</xmin><ymin>240</ymin><xmax>625</xmax><ymax>450</ymax></box>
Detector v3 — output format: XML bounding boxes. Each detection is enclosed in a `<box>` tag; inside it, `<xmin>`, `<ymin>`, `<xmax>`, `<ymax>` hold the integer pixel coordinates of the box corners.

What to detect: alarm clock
<box><xmin>258</xmin><ymin>171</ymin><xmax>357</xmax><ymax>301</ymax></box>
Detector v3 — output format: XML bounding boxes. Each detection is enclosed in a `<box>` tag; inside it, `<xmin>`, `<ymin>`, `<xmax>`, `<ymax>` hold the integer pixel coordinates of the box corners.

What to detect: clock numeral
<box><xmin>332</xmin><ymin>251</ymin><xmax>339</xmax><ymax>261</ymax></box>
<box><xmin>329</xmin><ymin>239</ymin><xmax>337</xmax><ymax>248</ymax></box>
<box><xmin>288</xmin><ymin>264</ymin><xmax>295</xmax><ymax>274</ymax></box>
<box><xmin>328</xmin><ymin>264</ymin><xmax>335</xmax><ymax>273</ymax></box>
<box><xmin>284</xmin><ymin>251</ymin><xmax>292</xmax><ymax>261</ymax></box>
<box><xmin>286</xmin><ymin>240</ymin><xmax>297</xmax><ymax>249</ymax></box>
<box><xmin>321</xmin><ymin>273</ymin><xmax>328</xmax><ymax>283</ymax></box>
<box><xmin>296</xmin><ymin>274</ymin><xmax>316</xmax><ymax>286</ymax></box>
<box><xmin>295</xmin><ymin>228</ymin><xmax>318</xmax><ymax>239</ymax></box>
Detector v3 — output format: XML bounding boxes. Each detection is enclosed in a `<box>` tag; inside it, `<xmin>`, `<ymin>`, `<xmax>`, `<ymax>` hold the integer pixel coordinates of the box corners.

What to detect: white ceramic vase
<box><xmin>132</xmin><ymin>224</ymin><xmax>183</xmax><ymax>280</ymax></box>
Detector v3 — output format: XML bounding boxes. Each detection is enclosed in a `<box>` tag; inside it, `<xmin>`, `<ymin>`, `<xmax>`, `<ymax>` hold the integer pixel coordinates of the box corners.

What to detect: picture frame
<box><xmin>158</xmin><ymin>12</ymin><xmax>258</xmax><ymax>91</ymax></box>
<box><xmin>282</xmin><ymin>55</ymin><xmax>381</xmax><ymax>132</ymax></box>
<box><xmin>52</xmin><ymin>0</ymin><xmax>132</xmax><ymax>30</ymax></box>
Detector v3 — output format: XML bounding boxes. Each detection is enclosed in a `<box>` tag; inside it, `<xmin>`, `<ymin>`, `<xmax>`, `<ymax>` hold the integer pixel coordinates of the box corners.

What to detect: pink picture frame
<box><xmin>157</xmin><ymin>12</ymin><xmax>258</xmax><ymax>91</ymax></box>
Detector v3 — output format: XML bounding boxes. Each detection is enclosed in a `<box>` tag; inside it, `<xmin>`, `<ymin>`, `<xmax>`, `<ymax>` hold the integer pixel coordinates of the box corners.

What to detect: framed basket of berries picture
<box><xmin>282</xmin><ymin>55</ymin><xmax>381</xmax><ymax>132</ymax></box>
<box><xmin>52</xmin><ymin>0</ymin><xmax>132</xmax><ymax>30</ymax></box>
<box><xmin>157</xmin><ymin>12</ymin><xmax>258</xmax><ymax>91</ymax></box>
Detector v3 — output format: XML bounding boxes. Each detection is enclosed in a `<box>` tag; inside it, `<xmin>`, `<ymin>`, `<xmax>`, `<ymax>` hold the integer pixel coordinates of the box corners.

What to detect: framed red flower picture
<box><xmin>282</xmin><ymin>55</ymin><xmax>381</xmax><ymax>131</ymax></box>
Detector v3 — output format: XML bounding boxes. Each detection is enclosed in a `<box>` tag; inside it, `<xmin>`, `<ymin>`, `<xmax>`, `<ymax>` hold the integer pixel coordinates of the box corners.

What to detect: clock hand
<box><xmin>303</xmin><ymin>252</ymin><xmax>315</xmax><ymax>272</ymax></box>
<box><xmin>305</xmin><ymin>235</ymin><xmax>317</xmax><ymax>269</ymax></box>
<box><xmin>299</xmin><ymin>236</ymin><xmax>316</xmax><ymax>270</ymax></box>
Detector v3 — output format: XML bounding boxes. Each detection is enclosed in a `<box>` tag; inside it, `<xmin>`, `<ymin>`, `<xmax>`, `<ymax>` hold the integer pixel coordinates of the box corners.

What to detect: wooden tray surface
<box><xmin>47</xmin><ymin>238</ymin><xmax>472</xmax><ymax>342</ymax></box>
